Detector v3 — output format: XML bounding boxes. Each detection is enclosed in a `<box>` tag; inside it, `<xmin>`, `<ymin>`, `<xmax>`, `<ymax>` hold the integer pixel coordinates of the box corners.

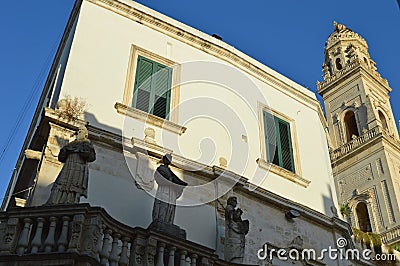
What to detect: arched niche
<box><xmin>343</xmin><ymin>110</ymin><xmax>359</xmax><ymax>142</ymax></box>
<box><xmin>355</xmin><ymin>202</ymin><xmax>372</xmax><ymax>232</ymax></box>
<box><xmin>378</xmin><ymin>110</ymin><xmax>388</xmax><ymax>131</ymax></box>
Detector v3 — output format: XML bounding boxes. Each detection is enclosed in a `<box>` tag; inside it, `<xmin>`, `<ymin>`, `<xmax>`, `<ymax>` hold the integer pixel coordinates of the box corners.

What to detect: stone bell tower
<box><xmin>318</xmin><ymin>22</ymin><xmax>400</xmax><ymax>245</ymax></box>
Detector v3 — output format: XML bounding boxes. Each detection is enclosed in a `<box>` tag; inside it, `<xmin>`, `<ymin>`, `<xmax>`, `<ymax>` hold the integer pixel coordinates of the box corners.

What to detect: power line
<box><xmin>0</xmin><ymin>31</ymin><xmax>63</xmax><ymax>168</ymax></box>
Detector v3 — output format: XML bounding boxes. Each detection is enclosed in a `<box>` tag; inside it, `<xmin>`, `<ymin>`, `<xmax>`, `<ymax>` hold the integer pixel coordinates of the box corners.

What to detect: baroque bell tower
<box><xmin>318</xmin><ymin>22</ymin><xmax>400</xmax><ymax>245</ymax></box>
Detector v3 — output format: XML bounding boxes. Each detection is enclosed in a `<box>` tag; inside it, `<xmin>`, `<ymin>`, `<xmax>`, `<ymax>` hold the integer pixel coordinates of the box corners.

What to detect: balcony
<box><xmin>330</xmin><ymin>126</ymin><xmax>400</xmax><ymax>163</ymax></box>
<box><xmin>379</xmin><ymin>225</ymin><xmax>400</xmax><ymax>245</ymax></box>
<box><xmin>0</xmin><ymin>204</ymin><xmax>241</xmax><ymax>266</ymax></box>
<box><xmin>330</xmin><ymin>126</ymin><xmax>380</xmax><ymax>162</ymax></box>
<box><xmin>317</xmin><ymin>58</ymin><xmax>388</xmax><ymax>93</ymax></box>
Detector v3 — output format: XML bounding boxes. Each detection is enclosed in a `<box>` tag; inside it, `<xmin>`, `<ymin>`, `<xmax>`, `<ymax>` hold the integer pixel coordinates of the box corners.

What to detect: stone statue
<box><xmin>225</xmin><ymin>196</ymin><xmax>249</xmax><ymax>263</ymax></box>
<box><xmin>46</xmin><ymin>126</ymin><xmax>96</xmax><ymax>205</ymax></box>
<box><xmin>149</xmin><ymin>154</ymin><xmax>188</xmax><ymax>239</ymax></box>
<box><xmin>152</xmin><ymin>154</ymin><xmax>187</xmax><ymax>223</ymax></box>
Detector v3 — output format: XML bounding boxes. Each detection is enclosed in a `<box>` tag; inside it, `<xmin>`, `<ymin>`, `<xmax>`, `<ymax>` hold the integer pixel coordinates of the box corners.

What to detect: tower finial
<box><xmin>333</xmin><ymin>21</ymin><xmax>347</xmax><ymax>32</ymax></box>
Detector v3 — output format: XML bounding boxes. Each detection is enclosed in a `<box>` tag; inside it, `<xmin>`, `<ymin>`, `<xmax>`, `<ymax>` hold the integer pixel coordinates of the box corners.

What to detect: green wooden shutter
<box><xmin>152</xmin><ymin>63</ymin><xmax>172</xmax><ymax>119</ymax></box>
<box><xmin>133</xmin><ymin>56</ymin><xmax>172</xmax><ymax>119</ymax></box>
<box><xmin>276</xmin><ymin>118</ymin><xmax>295</xmax><ymax>172</ymax></box>
<box><xmin>133</xmin><ymin>56</ymin><xmax>153</xmax><ymax>113</ymax></box>
<box><xmin>263</xmin><ymin>111</ymin><xmax>279</xmax><ymax>165</ymax></box>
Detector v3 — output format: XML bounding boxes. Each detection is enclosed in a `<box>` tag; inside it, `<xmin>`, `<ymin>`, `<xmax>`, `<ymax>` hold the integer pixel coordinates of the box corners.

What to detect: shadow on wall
<box><xmin>323</xmin><ymin>184</ymin><xmax>338</xmax><ymax>218</ymax></box>
<box><xmin>84</xmin><ymin>111</ymin><xmax>122</xmax><ymax>137</ymax></box>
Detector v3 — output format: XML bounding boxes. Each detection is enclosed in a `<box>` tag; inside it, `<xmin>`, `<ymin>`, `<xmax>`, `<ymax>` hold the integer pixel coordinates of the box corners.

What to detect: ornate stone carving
<box><xmin>81</xmin><ymin>215</ymin><xmax>102</xmax><ymax>259</ymax></box>
<box><xmin>0</xmin><ymin>217</ymin><xmax>19</xmax><ymax>254</ymax></box>
<box><xmin>135</xmin><ymin>152</ymin><xmax>155</xmax><ymax>192</ymax></box>
<box><xmin>219</xmin><ymin>157</ymin><xmax>227</xmax><ymax>168</ymax></box>
<box><xmin>46</xmin><ymin>126</ymin><xmax>96</xmax><ymax>205</ymax></box>
<box><xmin>322</xmin><ymin>63</ymin><xmax>330</xmax><ymax>79</ymax></box>
<box><xmin>144</xmin><ymin>127</ymin><xmax>156</xmax><ymax>144</ymax></box>
<box><xmin>224</xmin><ymin>196</ymin><xmax>249</xmax><ymax>263</ymax></box>
<box><xmin>68</xmin><ymin>214</ymin><xmax>85</xmax><ymax>252</ymax></box>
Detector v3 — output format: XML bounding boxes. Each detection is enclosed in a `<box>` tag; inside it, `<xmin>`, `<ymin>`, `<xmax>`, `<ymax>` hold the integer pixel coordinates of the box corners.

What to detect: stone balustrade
<box><xmin>330</xmin><ymin>126</ymin><xmax>400</xmax><ymax>162</ymax></box>
<box><xmin>0</xmin><ymin>204</ymin><xmax>237</xmax><ymax>266</ymax></box>
<box><xmin>330</xmin><ymin>126</ymin><xmax>380</xmax><ymax>162</ymax></box>
<box><xmin>317</xmin><ymin>58</ymin><xmax>388</xmax><ymax>92</ymax></box>
<box><xmin>379</xmin><ymin>225</ymin><xmax>400</xmax><ymax>245</ymax></box>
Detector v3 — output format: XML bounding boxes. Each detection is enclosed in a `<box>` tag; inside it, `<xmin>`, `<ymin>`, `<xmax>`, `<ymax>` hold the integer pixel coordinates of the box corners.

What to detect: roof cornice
<box><xmin>86</xmin><ymin>0</ymin><xmax>322</xmax><ymax>112</ymax></box>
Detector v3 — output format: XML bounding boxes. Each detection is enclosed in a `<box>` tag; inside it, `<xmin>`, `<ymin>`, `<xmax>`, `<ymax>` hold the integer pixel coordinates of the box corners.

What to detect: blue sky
<box><xmin>0</xmin><ymin>0</ymin><xmax>399</xmax><ymax>201</ymax></box>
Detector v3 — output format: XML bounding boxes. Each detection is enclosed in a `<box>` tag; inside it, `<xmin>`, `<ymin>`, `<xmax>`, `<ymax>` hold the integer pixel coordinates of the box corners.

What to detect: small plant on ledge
<box><xmin>56</xmin><ymin>95</ymin><xmax>87</xmax><ymax>121</ymax></box>
<box><xmin>340</xmin><ymin>203</ymin><xmax>351</xmax><ymax>217</ymax></box>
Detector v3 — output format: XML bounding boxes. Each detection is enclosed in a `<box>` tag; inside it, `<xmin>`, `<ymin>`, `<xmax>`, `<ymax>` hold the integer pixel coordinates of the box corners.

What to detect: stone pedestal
<box><xmin>148</xmin><ymin>221</ymin><xmax>186</xmax><ymax>240</ymax></box>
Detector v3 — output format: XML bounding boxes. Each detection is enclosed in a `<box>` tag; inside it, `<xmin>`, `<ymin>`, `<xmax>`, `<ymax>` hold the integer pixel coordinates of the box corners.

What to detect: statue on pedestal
<box><xmin>225</xmin><ymin>196</ymin><xmax>249</xmax><ymax>263</ymax></box>
<box><xmin>149</xmin><ymin>154</ymin><xmax>188</xmax><ymax>239</ymax></box>
<box><xmin>46</xmin><ymin>126</ymin><xmax>96</xmax><ymax>205</ymax></box>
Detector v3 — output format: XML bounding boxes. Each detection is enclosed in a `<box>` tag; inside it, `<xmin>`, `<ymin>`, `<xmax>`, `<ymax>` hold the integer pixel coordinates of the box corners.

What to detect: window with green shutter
<box><xmin>133</xmin><ymin>55</ymin><xmax>172</xmax><ymax>119</ymax></box>
<box><xmin>263</xmin><ymin>111</ymin><xmax>295</xmax><ymax>173</ymax></box>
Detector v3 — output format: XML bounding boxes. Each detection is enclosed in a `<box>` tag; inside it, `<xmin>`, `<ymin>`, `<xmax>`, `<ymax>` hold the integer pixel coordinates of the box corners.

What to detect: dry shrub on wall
<box><xmin>56</xmin><ymin>95</ymin><xmax>87</xmax><ymax>121</ymax></box>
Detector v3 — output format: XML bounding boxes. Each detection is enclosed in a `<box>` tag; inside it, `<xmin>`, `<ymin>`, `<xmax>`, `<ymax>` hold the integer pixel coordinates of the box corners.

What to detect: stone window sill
<box><xmin>256</xmin><ymin>158</ymin><xmax>311</xmax><ymax>188</ymax></box>
<box><xmin>114</xmin><ymin>102</ymin><xmax>187</xmax><ymax>135</ymax></box>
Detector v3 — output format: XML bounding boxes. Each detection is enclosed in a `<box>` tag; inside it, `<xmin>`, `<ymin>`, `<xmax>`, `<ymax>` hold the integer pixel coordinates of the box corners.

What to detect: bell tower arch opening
<box><xmin>335</xmin><ymin>58</ymin><xmax>343</xmax><ymax>70</ymax></box>
<box><xmin>355</xmin><ymin>202</ymin><xmax>372</xmax><ymax>232</ymax></box>
<box><xmin>343</xmin><ymin>110</ymin><xmax>359</xmax><ymax>142</ymax></box>
<box><xmin>378</xmin><ymin>110</ymin><xmax>388</xmax><ymax>131</ymax></box>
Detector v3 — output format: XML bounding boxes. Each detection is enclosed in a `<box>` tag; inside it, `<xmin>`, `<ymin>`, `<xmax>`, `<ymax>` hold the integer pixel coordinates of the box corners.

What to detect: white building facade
<box><xmin>0</xmin><ymin>0</ymin><xmax>387</xmax><ymax>265</ymax></box>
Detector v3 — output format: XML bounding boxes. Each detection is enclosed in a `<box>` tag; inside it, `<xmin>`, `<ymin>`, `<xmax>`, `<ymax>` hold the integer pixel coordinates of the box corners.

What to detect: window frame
<box><xmin>132</xmin><ymin>55</ymin><xmax>173</xmax><ymax>119</ymax></box>
<box><xmin>263</xmin><ymin>113</ymin><xmax>296</xmax><ymax>172</ymax></box>
<box><xmin>258</xmin><ymin>103</ymin><xmax>302</xmax><ymax>179</ymax></box>
<box><xmin>122</xmin><ymin>45</ymin><xmax>181</xmax><ymax>124</ymax></box>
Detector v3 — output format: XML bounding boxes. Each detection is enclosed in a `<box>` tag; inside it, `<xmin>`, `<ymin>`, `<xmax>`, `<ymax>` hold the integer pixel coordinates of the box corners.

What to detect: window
<box><xmin>356</xmin><ymin>202</ymin><xmax>372</xmax><ymax>232</ymax></box>
<box><xmin>263</xmin><ymin>111</ymin><xmax>295</xmax><ymax>172</ymax></box>
<box><xmin>335</xmin><ymin>58</ymin><xmax>342</xmax><ymax>70</ymax></box>
<box><xmin>133</xmin><ymin>55</ymin><xmax>172</xmax><ymax>119</ymax></box>
<box><xmin>343</xmin><ymin>110</ymin><xmax>359</xmax><ymax>142</ymax></box>
<box><xmin>378</xmin><ymin>110</ymin><xmax>388</xmax><ymax>131</ymax></box>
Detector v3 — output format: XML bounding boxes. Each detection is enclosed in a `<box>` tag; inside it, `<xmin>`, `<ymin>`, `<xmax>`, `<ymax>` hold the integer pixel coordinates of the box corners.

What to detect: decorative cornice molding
<box><xmin>256</xmin><ymin>158</ymin><xmax>311</xmax><ymax>188</ymax></box>
<box><xmin>317</xmin><ymin>59</ymin><xmax>389</xmax><ymax>95</ymax></box>
<box><xmin>131</xmin><ymin>137</ymin><xmax>173</xmax><ymax>157</ymax></box>
<box><xmin>114</xmin><ymin>103</ymin><xmax>187</xmax><ymax>135</ymax></box>
<box><xmin>39</xmin><ymin>116</ymin><xmax>345</xmax><ymax>232</ymax></box>
<box><xmin>87</xmin><ymin>0</ymin><xmax>321</xmax><ymax>111</ymax></box>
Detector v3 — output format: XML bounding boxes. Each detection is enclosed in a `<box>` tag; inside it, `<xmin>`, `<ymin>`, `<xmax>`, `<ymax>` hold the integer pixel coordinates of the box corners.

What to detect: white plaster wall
<box><xmin>81</xmin><ymin>144</ymin><xmax>217</xmax><ymax>248</ymax></box>
<box><xmin>57</xmin><ymin>0</ymin><xmax>336</xmax><ymax>225</ymax></box>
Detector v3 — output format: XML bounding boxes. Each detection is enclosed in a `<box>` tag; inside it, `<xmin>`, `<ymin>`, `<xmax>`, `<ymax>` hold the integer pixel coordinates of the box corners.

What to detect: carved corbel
<box><xmin>24</xmin><ymin>149</ymin><xmax>42</xmax><ymax>160</ymax></box>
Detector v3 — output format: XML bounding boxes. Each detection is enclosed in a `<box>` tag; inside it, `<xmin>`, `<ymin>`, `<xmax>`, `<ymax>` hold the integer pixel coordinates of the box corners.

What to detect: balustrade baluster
<box><xmin>200</xmin><ymin>257</ymin><xmax>210</xmax><ymax>266</ymax></box>
<box><xmin>180</xmin><ymin>250</ymin><xmax>187</xmax><ymax>266</ymax></box>
<box><xmin>168</xmin><ymin>246</ymin><xmax>176</xmax><ymax>266</ymax></box>
<box><xmin>190</xmin><ymin>254</ymin><xmax>197</xmax><ymax>266</ymax></box>
<box><xmin>44</xmin><ymin>216</ymin><xmax>58</xmax><ymax>253</ymax></box>
<box><xmin>156</xmin><ymin>242</ymin><xmax>166</xmax><ymax>266</ymax></box>
<box><xmin>31</xmin><ymin>217</ymin><xmax>45</xmax><ymax>253</ymax></box>
<box><xmin>119</xmin><ymin>236</ymin><xmax>130</xmax><ymax>266</ymax></box>
<box><xmin>16</xmin><ymin>218</ymin><xmax>32</xmax><ymax>255</ymax></box>
<box><xmin>109</xmin><ymin>233</ymin><xmax>121</xmax><ymax>266</ymax></box>
<box><xmin>57</xmin><ymin>216</ymin><xmax>70</xmax><ymax>252</ymax></box>
<box><xmin>100</xmin><ymin>229</ymin><xmax>112</xmax><ymax>265</ymax></box>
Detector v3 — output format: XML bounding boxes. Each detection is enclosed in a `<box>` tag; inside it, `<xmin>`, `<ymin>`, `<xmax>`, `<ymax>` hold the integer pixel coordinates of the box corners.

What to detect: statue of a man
<box><xmin>46</xmin><ymin>126</ymin><xmax>96</xmax><ymax>205</ymax></box>
<box><xmin>225</xmin><ymin>196</ymin><xmax>249</xmax><ymax>263</ymax></box>
<box><xmin>152</xmin><ymin>154</ymin><xmax>187</xmax><ymax>224</ymax></box>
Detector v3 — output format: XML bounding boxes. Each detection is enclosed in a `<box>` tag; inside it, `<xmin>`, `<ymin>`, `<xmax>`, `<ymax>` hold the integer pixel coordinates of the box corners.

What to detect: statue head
<box><xmin>162</xmin><ymin>154</ymin><xmax>172</xmax><ymax>165</ymax></box>
<box><xmin>76</xmin><ymin>126</ymin><xmax>89</xmax><ymax>141</ymax></box>
<box><xmin>227</xmin><ymin>196</ymin><xmax>237</xmax><ymax>207</ymax></box>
